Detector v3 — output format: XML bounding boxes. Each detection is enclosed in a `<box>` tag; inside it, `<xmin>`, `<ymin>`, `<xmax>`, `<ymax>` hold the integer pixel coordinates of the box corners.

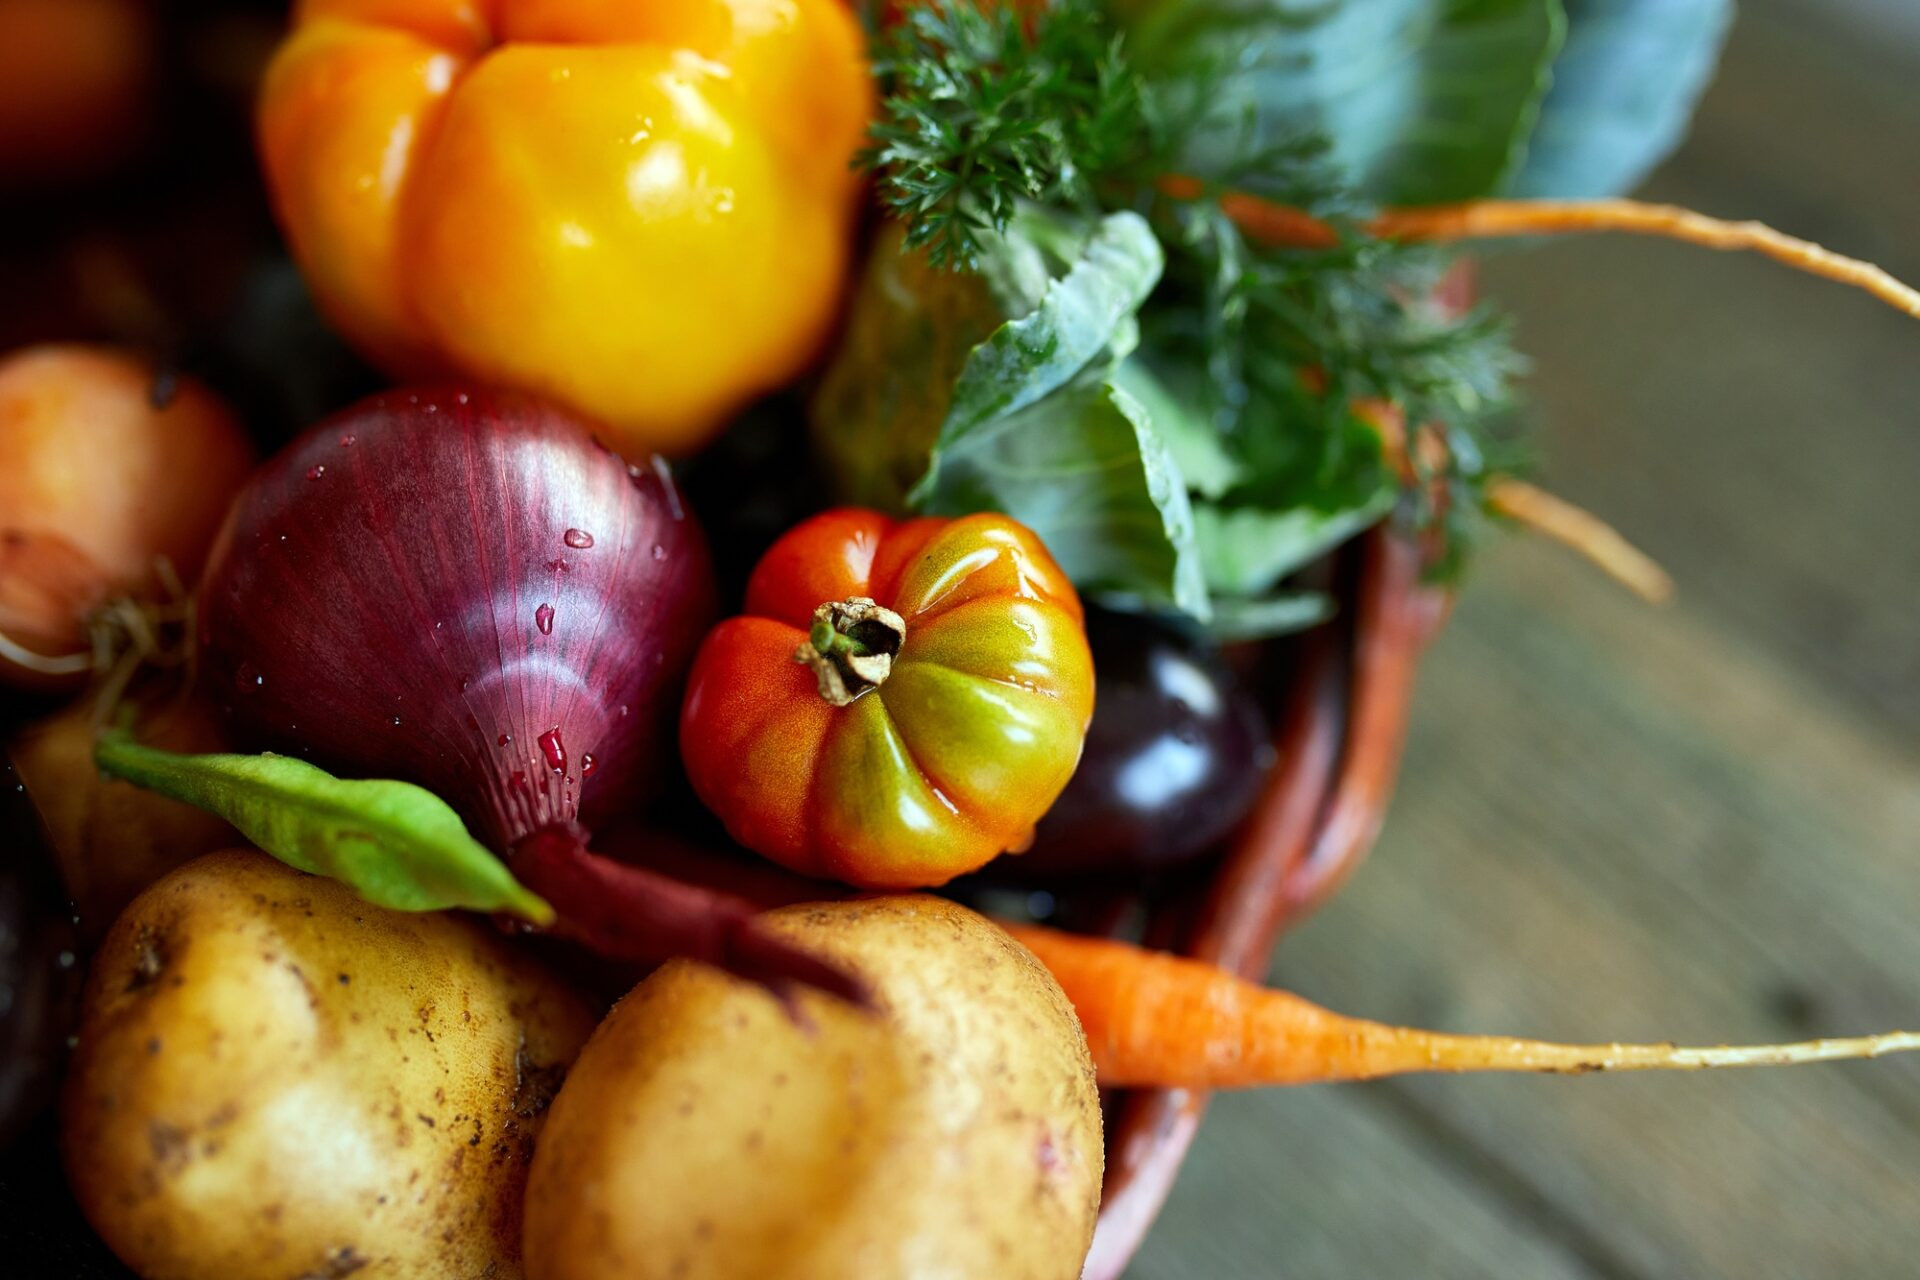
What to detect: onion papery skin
<box><xmin>197</xmin><ymin>387</ymin><xmax>715</xmax><ymax>852</ymax></box>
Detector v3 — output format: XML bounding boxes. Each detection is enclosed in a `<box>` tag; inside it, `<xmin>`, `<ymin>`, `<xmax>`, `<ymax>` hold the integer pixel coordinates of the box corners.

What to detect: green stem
<box><xmin>793</xmin><ymin>597</ymin><xmax>908</xmax><ymax>707</ymax></box>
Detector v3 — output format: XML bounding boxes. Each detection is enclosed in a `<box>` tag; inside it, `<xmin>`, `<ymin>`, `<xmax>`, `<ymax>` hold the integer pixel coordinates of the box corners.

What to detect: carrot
<box><xmin>1366</xmin><ymin>199</ymin><xmax>1920</xmax><ymax>320</ymax></box>
<box><xmin>1165</xmin><ymin>184</ymin><xmax>1920</xmax><ymax>323</ymax></box>
<box><xmin>1004</xmin><ymin>922</ymin><xmax>1920</xmax><ymax>1090</ymax></box>
<box><xmin>1484</xmin><ymin>478</ymin><xmax>1675</xmax><ymax>605</ymax></box>
<box><xmin>1345</xmin><ymin>387</ymin><xmax>1675</xmax><ymax>605</ymax></box>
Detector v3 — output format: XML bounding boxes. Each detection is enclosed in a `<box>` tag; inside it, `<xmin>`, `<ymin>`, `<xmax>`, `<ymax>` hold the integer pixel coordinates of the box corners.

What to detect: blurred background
<box><xmin>1141</xmin><ymin>1</ymin><xmax>1920</xmax><ymax>1276</ymax></box>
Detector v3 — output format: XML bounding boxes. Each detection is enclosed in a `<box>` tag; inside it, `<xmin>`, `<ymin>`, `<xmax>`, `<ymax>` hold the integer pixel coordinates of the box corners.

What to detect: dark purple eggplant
<box><xmin>1014</xmin><ymin>612</ymin><xmax>1273</xmax><ymax>878</ymax></box>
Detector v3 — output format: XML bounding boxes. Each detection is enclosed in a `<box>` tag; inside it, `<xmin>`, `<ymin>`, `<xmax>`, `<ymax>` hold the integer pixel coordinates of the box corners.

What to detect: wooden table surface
<box><xmin>1135</xmin><ymin>6</ymin><xmax>1920</xmax><ymax>1278</ymax></box>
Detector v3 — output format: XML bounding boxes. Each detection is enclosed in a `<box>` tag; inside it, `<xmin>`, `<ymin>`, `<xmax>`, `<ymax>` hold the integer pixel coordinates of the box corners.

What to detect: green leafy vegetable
<box><xmin>1202</xmin><ymin>592</ymin><xmax>1338</xmax><ymax>643</ymax></box>
<box><xmin>844</xmin><ymin>0</ymin><xmax>1719</xmax><ymax>627</ymax></box>
<box><xmin>862</xmin><ymin>0</ymin><xmax>1147</xmax><ymax>269</ymax></box>
<box><xmin>915</xmin><ymin>210</ymin><xmax>1164</xmax><ymax>496</ymax></box>
<box><xmin>919</xmin><ymin>377</ymin><xmax>1210</xmax><ymax>617</ymax></box>
<box><xmin>1511</xmin><ymin>0</ymin><xmax>1731</xmax><ymax>197</ymax></box>
<box><xmin>1194</xmin><ymin>495</ymin><xmax>1395</xmax><ymax>597</ymax></box>
<box><xmin>1106</xmin><ymin>359</ymin><xmax>1242</xmax><ymax>499</ymax></box>
<box><xmin>1142</xmin><ymin>199</ymin><xmax>1524</xmax><ymax>505</ymax></box>
<box><xmin>1120</xmin><ymin>0</ymin><xmax>1566</xmax><ymax>207</ymax></box>
<box><xmin>95</xmin><ymin>731</ymin><xmax>551</xmax><ymax>924</ymax></box>
<box><xmin>894</xmin><ymin>210</ymin><xmax>1210</xmax><ymax>617</ymax></box>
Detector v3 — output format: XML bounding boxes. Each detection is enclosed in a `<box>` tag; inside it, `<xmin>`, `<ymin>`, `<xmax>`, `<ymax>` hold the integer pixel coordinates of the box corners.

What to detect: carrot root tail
<box><xmin>1485</xmin><ymin>478</ymin><xmax>1676</xmax><ymax>604</ymax></box>
<box><xmin>1368</xmin><ymin>198</ymin><xmax>1920</xmax><ymax>321</ymax></box>
<box><xmin>1007</xmin><ymin>921</ymin><xmax>1920</xmax><ymax>1090</ymax></box>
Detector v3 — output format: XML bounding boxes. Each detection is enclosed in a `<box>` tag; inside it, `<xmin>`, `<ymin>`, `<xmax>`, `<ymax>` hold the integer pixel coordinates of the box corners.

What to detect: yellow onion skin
<box><xmin>195</xmin><ymin>387</ymin><xmax>715</xmax><ymax>851</ymax></box>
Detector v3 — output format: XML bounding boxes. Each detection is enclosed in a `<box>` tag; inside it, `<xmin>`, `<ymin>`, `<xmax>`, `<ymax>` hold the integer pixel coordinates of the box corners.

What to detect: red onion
<box><xmin>194</xmin><ymin>387</ymin><xmax>865</xmax><ymax>1001</ymax></box>
<box><xmin>200</xmin><ymin>386</ymin><xmax>709</xmax><ymax>845</ymax></box>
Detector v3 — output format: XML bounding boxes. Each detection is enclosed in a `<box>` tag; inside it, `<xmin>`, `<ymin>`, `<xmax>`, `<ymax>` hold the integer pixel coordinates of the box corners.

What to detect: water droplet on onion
<box><xmin>538</xmin><ymin>726</ymin><xmax>567</xmax><ymax>774</ymax></box>
<box><xmin>564</xmin><ymin>528</ymin><xmax>595</xmax><ymax>550</ymax></box>
<box><xmin>306</xmin><ymin>464</ymin><xmax>326</xmax><ymax>481</ymax></box>
<box><xmin>535</xmin><ymin>603</ymin><xmax>555</xmax><ymax>635</ymax></box>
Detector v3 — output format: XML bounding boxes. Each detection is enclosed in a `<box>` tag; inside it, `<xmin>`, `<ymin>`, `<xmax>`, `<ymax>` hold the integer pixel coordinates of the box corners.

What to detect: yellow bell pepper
<box><xmin>257</xmin><ymin>0</ymin><xmax>873</xmax><ymax>455</ymax></box>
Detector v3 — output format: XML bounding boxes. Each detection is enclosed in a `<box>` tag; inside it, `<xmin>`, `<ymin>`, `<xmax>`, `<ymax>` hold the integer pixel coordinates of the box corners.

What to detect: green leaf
<box><xmin>1193</xmin><ymin>490</ymin><xmax>1396</xmax><ymax>598</ymax></box>
<box><xmin>95</xmin><ymin>732</ymin><xmax>551</xmax><ymax>924</ymax></box>
<box><xmin>859</xmin><ymin>0</ymin><xmax>1149</xmax><ymax>270</ymax></box>
<box><xmin>1109</xmin><ymin>359</ymin><xmax>1244</xmax><ymax>500</ymax></box>
<box><xmin>810</xmin><ymin>207</ymin><xmax>1156</xmax><ymax>515</ymax></box>
<box><xmin>898</xmin><ymin>209</ymin><xmax>1210</xmax><ymax>615</ymax></box>
<box><xmin>914</xmin><ymin>209</ymin><xmax>1165</xmax><ymax>501</ymax></box>
<box><xmin>1510</xmin><ymin>0</ymin><xmax>1731</xmax><ymax>197</ymax></box>
<box><xmin>1204</xmin><ymin>592</ymin><xmax>1338</xmax><ymax>643</ymax></box>
<box><xmin>1122</xmin><ymin>0</ymin><xmax>1566</xmax><ymax>205</ymax></box>
<box><xmin>916</xmin><ymin>378</ymin><xmax>1211</xmax><ymax>618</ymax></box>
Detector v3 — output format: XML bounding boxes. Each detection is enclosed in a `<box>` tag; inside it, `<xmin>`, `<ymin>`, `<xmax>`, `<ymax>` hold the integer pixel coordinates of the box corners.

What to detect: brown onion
<box><xmin>0</xmin><ymin>345</ymin><xmax>253</xmax><ymax>691</ymax></box>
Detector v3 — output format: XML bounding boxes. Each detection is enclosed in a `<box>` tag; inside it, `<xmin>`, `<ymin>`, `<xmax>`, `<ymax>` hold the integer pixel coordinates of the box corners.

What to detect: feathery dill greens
<box><xmin>858</xmin><ymin>0</ymin><xmax>1528</xmax><ymax>588</ymax></box>
<box><xmin>860</xmin><ymin>0</ymin><xmax>1148</xmax><ymax>270</ymax></box>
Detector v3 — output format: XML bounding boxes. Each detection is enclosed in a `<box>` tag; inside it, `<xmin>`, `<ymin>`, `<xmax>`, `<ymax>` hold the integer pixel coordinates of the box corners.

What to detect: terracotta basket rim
<box><xmin>1084</xmin><ymin>526</ymin><xmax>1448</xmax><ymax>1280</ymax></box>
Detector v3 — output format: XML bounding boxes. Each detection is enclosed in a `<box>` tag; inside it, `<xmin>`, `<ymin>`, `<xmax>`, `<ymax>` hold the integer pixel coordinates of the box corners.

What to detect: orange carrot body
<box><xmin>1004</xmin><ymin>921</ymin><xmax>1920</xmax><ymax>1090</ymax></box>
<box><xmin>1006</xmin><ymin>921</ymin><xmax>1408</xmax><ymax>1088</ymax></box>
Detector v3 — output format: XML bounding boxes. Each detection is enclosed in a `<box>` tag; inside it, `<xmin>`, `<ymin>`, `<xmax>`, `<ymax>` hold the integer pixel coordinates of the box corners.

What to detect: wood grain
<box><xmin>1138</xmin><ymin>5</ymin><xmax>1920</xmax><ymax>1276</ymax></box>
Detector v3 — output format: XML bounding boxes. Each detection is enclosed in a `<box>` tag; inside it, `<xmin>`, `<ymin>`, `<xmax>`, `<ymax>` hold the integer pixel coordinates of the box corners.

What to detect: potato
<box><xmin>523</xmin><ymin>895</ymin><xmax>1103</xmax><ymax>1280</ymax></box>
<box><xmin>10</xmin><ymin>690</ymin><xmax>235</xmax><ymax>938</ymax></box>
<box><xmin>62</xmin><ymin>848</ymin><xmax>596</xmax><ymax>1280</ymax></box>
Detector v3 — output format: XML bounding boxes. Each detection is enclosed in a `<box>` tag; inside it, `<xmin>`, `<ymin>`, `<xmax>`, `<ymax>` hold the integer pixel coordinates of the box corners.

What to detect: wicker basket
<box><xmin>1081</xmin><ymin>527</ymin><xmax>1448</xmax><ymax>1280</ymax></box>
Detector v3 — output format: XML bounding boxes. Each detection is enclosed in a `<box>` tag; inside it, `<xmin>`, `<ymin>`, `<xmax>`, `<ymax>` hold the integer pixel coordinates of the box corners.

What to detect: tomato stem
<box><xmin>793</xmin><ymin>596</ymin><xmax>907</xmax><ymax>706</ymax></box>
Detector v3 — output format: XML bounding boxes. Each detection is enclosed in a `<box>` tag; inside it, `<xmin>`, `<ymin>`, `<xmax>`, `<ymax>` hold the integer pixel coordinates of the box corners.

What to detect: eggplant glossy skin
<box><xmin>1</xmin><ymin>760</ymin><xmax>81</xmax><ymax>1149</ymax></box>
<box><xmin>1016</xmin><ymin>613</ymin><xmax>1271</xmax><ymax>878</ymax></box>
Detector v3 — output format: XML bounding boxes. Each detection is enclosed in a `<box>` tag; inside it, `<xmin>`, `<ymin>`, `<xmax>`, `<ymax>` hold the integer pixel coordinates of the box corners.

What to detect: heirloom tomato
<box><xmin>680</xmin><ymin>509</ymin><xmax>1095</xmax><ymax>889</ymax></box>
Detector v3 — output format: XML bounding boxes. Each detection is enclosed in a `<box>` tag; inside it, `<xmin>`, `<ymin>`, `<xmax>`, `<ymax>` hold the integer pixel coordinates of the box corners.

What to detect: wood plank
<box><xmin>1129</xmin><ymin>1080</ymin><xmax>1603</xmax><ymax>1280</ymax></box>
<box><xmin>1264</xmin><ymin>534</ymin><xmax>1920</xmax><ymax>1279</ymax></box>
